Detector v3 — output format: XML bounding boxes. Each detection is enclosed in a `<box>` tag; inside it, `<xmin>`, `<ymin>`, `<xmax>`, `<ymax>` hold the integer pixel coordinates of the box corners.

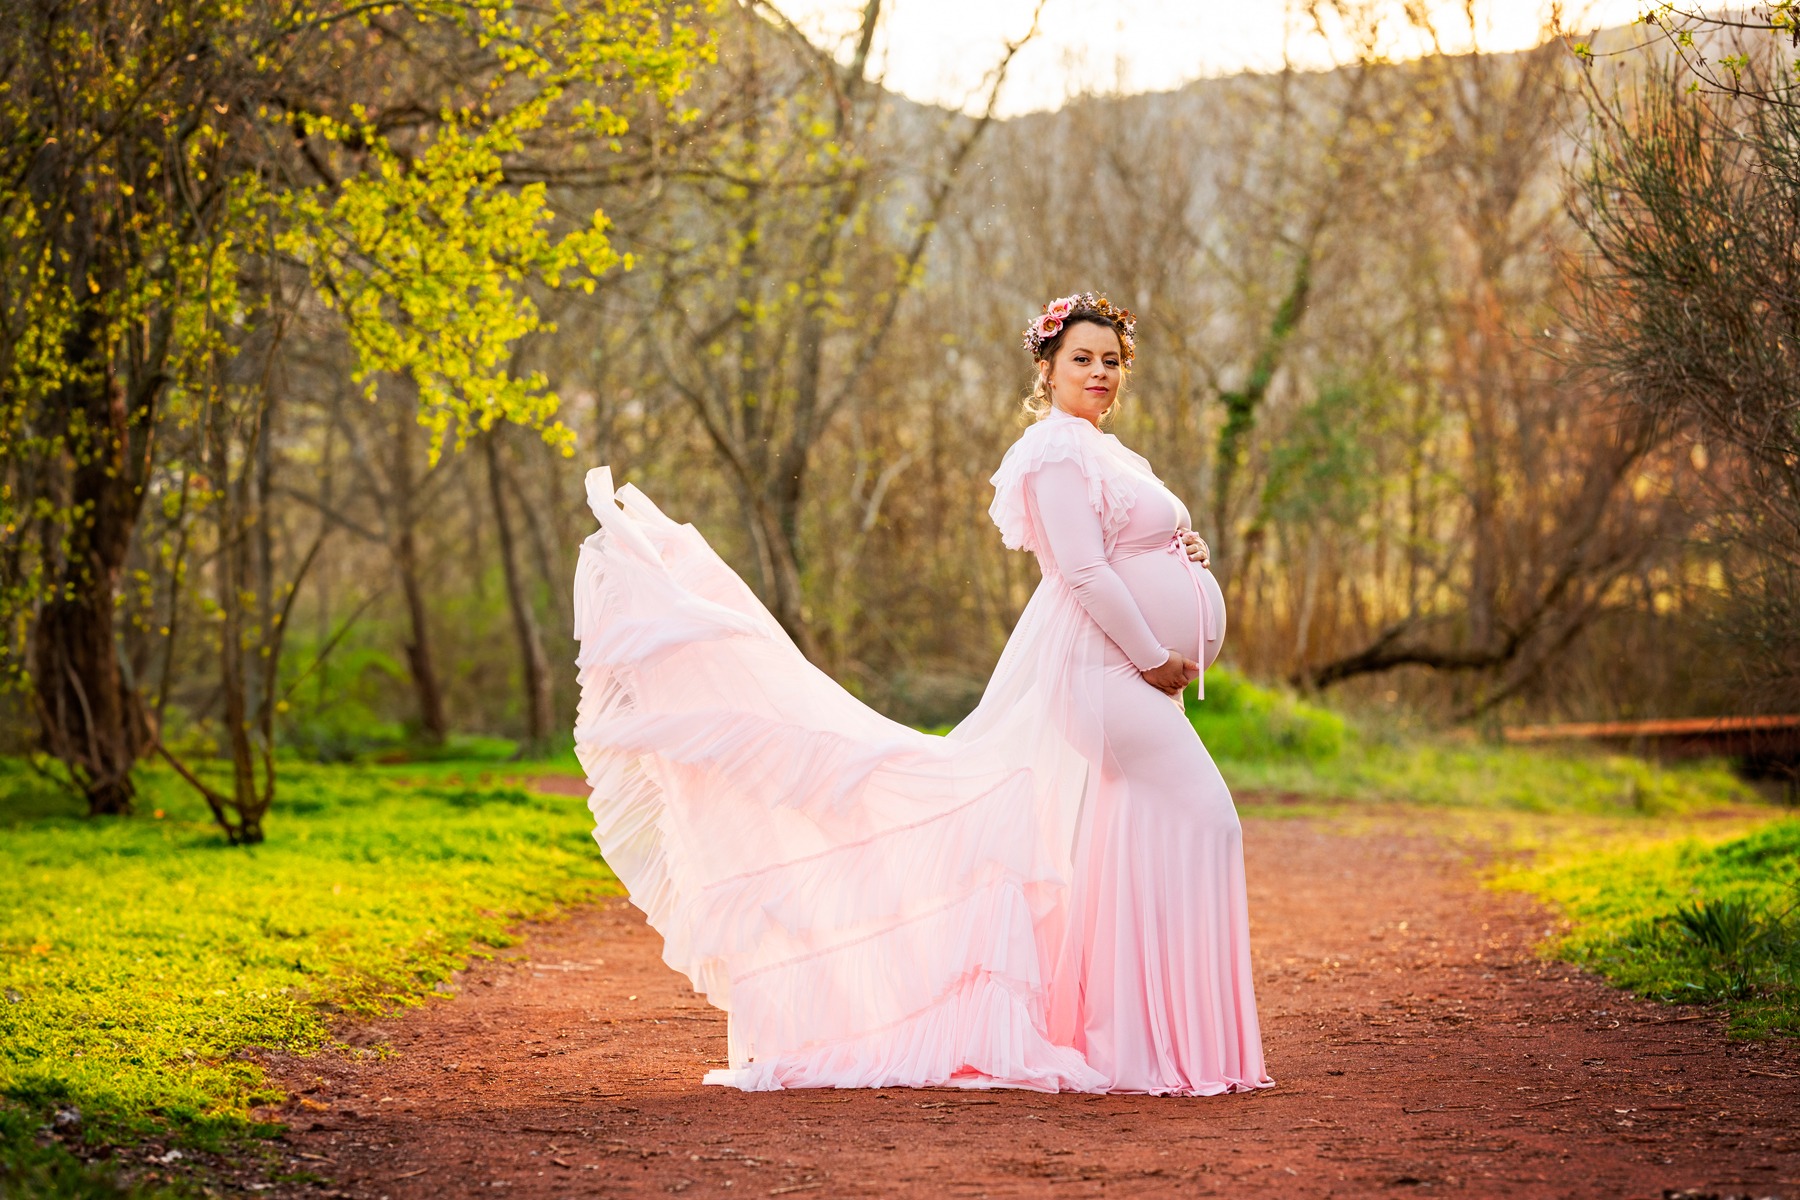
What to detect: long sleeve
<box><xmin>1028</xmin><ymin>459</ymin><xmax>1170</xmax><ymax>672</ymax></box>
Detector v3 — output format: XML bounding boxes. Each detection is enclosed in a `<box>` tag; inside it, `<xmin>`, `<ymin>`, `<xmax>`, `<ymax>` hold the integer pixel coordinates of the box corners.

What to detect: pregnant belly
<box><xmin>1110</xmin><ymin>553</ymin><xmax>1227</xmax><ymax>668</ymax></box>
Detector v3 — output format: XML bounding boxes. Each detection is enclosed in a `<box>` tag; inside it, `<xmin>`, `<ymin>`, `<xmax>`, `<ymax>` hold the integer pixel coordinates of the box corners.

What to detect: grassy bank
<box><xmin>1498</xmin><ymin>820</ymin><xmax>1800</xmax><ymax>1038</ymax></box>
<box><xmin>0</xmin><ymin>757</ymin><xmax>609</xmax><ymax>1194</ymax></box>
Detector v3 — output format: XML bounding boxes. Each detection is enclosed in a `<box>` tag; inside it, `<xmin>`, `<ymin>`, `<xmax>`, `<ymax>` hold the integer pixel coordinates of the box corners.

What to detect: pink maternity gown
<box><xmin>572</xmin><ymin>405</ymin><xmax>1270</xmax><ymax>1096</ymax></box>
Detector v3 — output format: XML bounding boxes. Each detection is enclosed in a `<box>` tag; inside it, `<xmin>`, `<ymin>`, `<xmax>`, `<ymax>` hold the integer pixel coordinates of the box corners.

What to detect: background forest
<box><xmin>3</xmin><ymin>0</ymin><xmax>1796</xmax><ymax>827</ymax></box>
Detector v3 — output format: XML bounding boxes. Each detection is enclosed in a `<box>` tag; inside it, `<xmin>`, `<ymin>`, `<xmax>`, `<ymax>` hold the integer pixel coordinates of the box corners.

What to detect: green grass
<box><xmin>1190</xmin><ymin>668</ymin><xmax>1756</xmax><ymax>816</ymax></box>
<box><xmin>0</xmin><ymin>1103</ymin><xmax>193</xmax><ymax>1199</ymax></box>
<box><xmin>1499</xmin><ymin>820</ymin><xmax>1800</xmax><ymax>1037</ymax></box>
<box><xmin>0</xmin><ymin>756</ymin><xmax>608</xmax><ymax>1193</ymax></box>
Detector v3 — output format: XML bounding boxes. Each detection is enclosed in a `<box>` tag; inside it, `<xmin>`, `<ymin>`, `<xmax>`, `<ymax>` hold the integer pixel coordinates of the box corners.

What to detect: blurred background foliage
<box><xmin>5</xmin><ymin>0</ymin><xmax>1798</xmax><ymax>839</ymax></box>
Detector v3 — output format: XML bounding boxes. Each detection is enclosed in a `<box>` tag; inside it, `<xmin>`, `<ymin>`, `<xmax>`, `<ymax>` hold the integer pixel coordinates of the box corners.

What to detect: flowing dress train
<box><xmin>572</xmin><ymin>407</ymin><xmax>1271</xmax><ymax>1095</ymax></box>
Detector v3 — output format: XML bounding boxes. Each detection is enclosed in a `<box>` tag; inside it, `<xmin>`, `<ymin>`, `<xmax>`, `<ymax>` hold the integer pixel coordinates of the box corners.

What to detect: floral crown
<box><xmin>1021</xmin><ymin>291</ymin><xmax>1137</xmax><ymax>363</ymax></box>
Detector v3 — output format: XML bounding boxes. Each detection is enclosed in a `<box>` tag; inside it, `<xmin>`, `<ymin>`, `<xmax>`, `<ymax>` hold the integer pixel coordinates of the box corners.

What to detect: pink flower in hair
<box><xmin>1022</xmin><ymin>290</ymin><xmax>1138</xmax><ymax>360</ymax></box>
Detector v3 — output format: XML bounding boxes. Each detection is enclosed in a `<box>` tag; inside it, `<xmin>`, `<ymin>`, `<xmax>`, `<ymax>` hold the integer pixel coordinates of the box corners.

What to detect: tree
<box><xmin>1566</xmin><ymin>16</ymin><xmax>1800</xmax><ymax>705</ymax></box>
<box><xmin>485</xmin><ymin>426</ymin><xmax>555</xmax><ymax>757</ymax></box>
<box><xmin>152</xmin><ymin>269</ymin><xmax>326</xmax><ymax>844</ymax></box>
<box><xmin>612</xmin><ymin>0</ymin><xmax>1041</xmax><ymax>665</ymax></box>
<box><xmin>0</xmin><ymin>0</ymin><xmax>705</xmax><ymax>825</ymax></box>
<box><xmin>1</xmin><ymin>0</ymin><xmax>266</xmax><ymax>815</ymax></box>
<box><xmin>1259</xmin><ymin>13</ymin><xmax>1692</xmax><ymax>719</ymax></box>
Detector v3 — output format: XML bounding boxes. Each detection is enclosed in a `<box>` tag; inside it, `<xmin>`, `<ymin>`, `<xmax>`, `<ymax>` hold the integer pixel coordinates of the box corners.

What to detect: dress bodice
<box><xmin>989</xmin><ymin>407</ymin><xmax>1178</xmax><ymax>558</ymax></box>
<box><xmin>1108</xmin><ymin>474</ymin><xmax>1189</xmax><ymax>561</ymax></box>
<box><xmin>989</xmin><ymin>407</ymin><xmax>1224</xmax><ymax>679</ymax></box>
<box><xmin>1034</xmin><ymin>408</ymin><xmax>1190</xmax><ymax>561</ymax></box>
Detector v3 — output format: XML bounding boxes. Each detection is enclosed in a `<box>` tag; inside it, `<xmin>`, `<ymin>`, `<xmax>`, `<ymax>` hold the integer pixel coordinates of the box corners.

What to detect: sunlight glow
<box><xmin>772</xmin><ymin>0</ymin><xmax>1651</xmax><ymax>115</ymax></box>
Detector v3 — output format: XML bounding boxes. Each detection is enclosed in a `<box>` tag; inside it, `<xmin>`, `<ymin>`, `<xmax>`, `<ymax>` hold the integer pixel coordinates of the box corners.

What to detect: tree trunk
<box><xmin>1464</xmin><ymin>381</ymin><xmax>1502</xmax><ymax>651</ymax></box>
<box><xmin>758</xmin><ymin>478</ymin><xmax>825</xmax><ymax>664</ymax></box>
<box><xmin>32</xmin><ymin>587</ymin><xmax>138</xmax><ymax>816</ymax></box>
<box><xmin>1212</xmin><ymin>249</ymin><xmax>1312</xmax><ymax>587</ymax></box>
<box><xmin>392</xmin><ymin>407</ymin><xmax>448</xmax><ymax>743</ymax></box>
<box><xmin>29</xmin><ymin>372</ymin><xmax>153</xmax><ymax>816</ymax></box>
<box><xmin>167</xmin><ymin>369</ymin><xmax>307</xmax><ymax>847</ymax></box>
<box><xmin>484</xmin><ymin>433</ymin><xmax>554</xmax><ymax>755</ymax></box>
<box><xmin>210</xmin><ymin>401</ymin><xmax>264</xmax><ymax>844</ymax></box>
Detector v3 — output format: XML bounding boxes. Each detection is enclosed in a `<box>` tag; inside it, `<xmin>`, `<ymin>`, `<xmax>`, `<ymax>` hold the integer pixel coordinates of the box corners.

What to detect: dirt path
<box><xmin>264</xmin><ymin>808</ymin><xmax>1800</xmax><ymax>1199</ymax></box>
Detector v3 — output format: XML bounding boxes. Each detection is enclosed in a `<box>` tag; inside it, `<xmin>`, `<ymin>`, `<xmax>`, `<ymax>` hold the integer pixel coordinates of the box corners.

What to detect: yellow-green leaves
<box><xmin>279</xmin><ymin>111</ymin><xmax>601</xmax><ymax>462</ymax></box>
<box><xmin>271</xmin><ymin>0</ymin><xmax>710</xmax><ymax>463</ymax></box>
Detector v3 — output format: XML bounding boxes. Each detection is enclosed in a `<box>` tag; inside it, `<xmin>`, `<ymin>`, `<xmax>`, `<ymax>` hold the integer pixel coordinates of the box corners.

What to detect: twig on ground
<box><xmin>1526</xmin><ymin>1094</ymin><xmax>1580</xmax><ymax>1109</ymax></box>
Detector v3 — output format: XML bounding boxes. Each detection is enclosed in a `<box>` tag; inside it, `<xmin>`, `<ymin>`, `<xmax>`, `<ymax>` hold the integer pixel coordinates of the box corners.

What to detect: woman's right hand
<box><xmin>1141</xmin><ymin>650</ymin><xmax>1200</xmax><ymax>696</ymax></box>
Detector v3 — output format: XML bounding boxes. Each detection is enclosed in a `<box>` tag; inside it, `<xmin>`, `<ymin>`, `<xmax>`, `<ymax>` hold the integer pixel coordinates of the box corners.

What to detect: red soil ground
<box><xmin>263</xmin><ymin>806</ymin><xmax>1800</xmax><ymax>1199</ymax></box>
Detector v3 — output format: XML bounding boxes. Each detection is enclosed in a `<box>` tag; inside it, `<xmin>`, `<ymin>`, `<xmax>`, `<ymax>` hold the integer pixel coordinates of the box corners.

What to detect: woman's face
<box><xmin>1041</xmin><ymin>321</ymin><xmax>1123</xmax><ymax>424</ymax></box>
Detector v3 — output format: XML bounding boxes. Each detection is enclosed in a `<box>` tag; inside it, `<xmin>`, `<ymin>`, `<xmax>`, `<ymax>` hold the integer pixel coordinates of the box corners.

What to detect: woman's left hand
<box><xmin>1181</xmin><ymin>530</ymin><xmax>1211</xmax><ymax>569</ymax></box>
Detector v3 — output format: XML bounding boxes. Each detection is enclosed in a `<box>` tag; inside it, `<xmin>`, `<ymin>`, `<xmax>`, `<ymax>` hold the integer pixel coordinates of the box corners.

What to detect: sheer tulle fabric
<box><xmin>573</xmin><ymin>415</ymin><xmax>1269</xmax><ymax>1096</ymax></box>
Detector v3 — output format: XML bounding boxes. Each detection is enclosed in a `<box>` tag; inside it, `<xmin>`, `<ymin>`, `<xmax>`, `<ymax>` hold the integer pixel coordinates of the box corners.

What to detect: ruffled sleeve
<box><xmin>988</xmin><ymin>416</ymin><xmax>1137</xmax><ymax>556</ymax></box>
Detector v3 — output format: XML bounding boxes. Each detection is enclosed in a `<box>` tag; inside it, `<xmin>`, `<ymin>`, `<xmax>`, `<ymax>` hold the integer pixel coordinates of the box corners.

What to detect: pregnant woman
<box><xmin>573</xmin><ymin>291</ymin><xmax>1270</xmax><ymax>1096</ymax></box>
